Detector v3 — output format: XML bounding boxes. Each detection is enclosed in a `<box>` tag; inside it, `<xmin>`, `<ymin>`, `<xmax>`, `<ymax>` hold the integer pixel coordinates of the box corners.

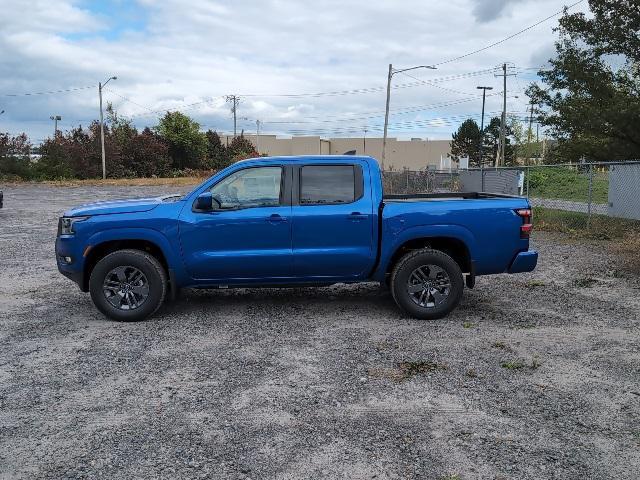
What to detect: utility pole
<box><xmin>499</xmin><ymin>63</ymin><xmax>507</xmax><ymax>166</ymax></box>
<box><xmin>382</xmin><ymin>63</ymin><xmax>437</xmax><ymax>171</ymax></box>
<box><xmin>99</xmin><ymin>76</ymin><xmax>117</xmax><ymax>180</ymax></box>
<box><xmin>476</xmin><ymin>86</ymin><xmax>493</xmax><ymax>167</ymax></box>
<box><xmin>477</xmin><ymin>86</ymin><xmax>493</xmax><ymax>192</ymax></box>
<box><xmin>225</xmin><ymin>95</ymin><xmax>240</xmax><ymax>137</ymax></box>
<box><xmin>256</xmin><ymin>119</ymin><xmax>261</xmax><ymax>153</ymax></box>
<box><xmin>50</xmin><ymin>115</ymin><xmax>61</xmax><ymax>139</ymax></box>
<box><xmin>526</xmin><ymin>98</ymin><xmax>535</xmax><ymax>165</ymax></box>
<box><xmin>382</xmin><ymin>64</ymin><xmax>393</xmax><ymax>171</ymax></box>
<box><xmin>495</xmin><ymin>63</ymin><xmax>515</xmax><ymax>166</ymax></box>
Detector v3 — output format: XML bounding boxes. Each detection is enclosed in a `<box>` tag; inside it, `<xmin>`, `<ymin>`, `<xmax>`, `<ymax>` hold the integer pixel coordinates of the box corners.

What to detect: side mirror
<box><xmin>194</xmin><ymin>192</ymin><xmax>221</xmax><ymax>211</ymax></box>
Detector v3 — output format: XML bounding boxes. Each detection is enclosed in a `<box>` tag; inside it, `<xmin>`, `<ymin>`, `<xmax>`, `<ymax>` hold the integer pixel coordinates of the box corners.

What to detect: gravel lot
<box><xmin>1</xmin><ymin>184</ymin><xmax>639</xmax><ymax>480</ymax></box>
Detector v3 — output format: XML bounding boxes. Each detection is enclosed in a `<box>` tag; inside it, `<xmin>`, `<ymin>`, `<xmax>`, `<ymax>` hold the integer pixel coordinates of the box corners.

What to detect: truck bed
<box><xmin>378</xmin><ymin>192</ymin><xmax>531</xmax><ymax>277</ymax></box>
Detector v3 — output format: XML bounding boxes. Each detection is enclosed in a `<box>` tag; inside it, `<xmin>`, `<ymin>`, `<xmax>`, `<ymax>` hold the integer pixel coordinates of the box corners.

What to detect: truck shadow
<box><xmin>160</xmin><ymin>283</ymin><xmax>403</xmax><ymax>320</ymax></box>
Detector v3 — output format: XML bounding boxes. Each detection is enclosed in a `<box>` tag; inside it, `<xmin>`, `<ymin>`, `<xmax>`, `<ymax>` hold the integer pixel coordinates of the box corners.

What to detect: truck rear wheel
<box><xmin>89</xmin><ymin>249</ymin><xmax>167</xmax><ymax>322</ymax></box>
<box><xmin>391</xmin><ymin>249</ymin><xmax>463</xmax><ymax>320</ymax></box>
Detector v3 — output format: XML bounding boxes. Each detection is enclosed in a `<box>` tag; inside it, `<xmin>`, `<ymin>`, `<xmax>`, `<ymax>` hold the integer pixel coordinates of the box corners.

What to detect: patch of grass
<box><xmin>399</xmin><ymin>360</ymin><xmax>447</xmax><ymax>378</ymax></box>
<box><xmin>465</xmin><ymin>369</ymin><xmax>478</xmax><ymax>378</ymax></box>
<box><xmin>528</xmin><ymin>167</ymin><xmax>608</xmax><ymax>203</ymax></box>
<box><xmin>501</xmin><ymin>360</ymin><xmax>526</xmax><ymax>370</ymax></box>
<box><xmin>501</xmin><ymin>356</ymin><xmax>541</xmax><ymax>371</ymax></box>
<box><xmin>573</xmin><ymin>277</ymin><xmax>599</xmax><ymax>288</ymax></box>
<box><xmin>440</xmin><ymin>475</ymin><xmax>461</xmax><ymax>480</ymax></box>
<box><xmin>463</xmin><ymin>321</ymin><xmax>476</xmax><ymax>329</ymax></box>
<box><xmin>36</xmin><ymin>176</ymin><xmax>203</xmax><ymax>187</ymax></box>
<box><xmin>530</xmin><ymin>356</ymin><xmax>541</xmax><ymax>370</ymax></box>
<box><xmin>492</xmin><ymin>341</ymin><xmax>512</xmax><ymax>351</ymax></box>
<box><xmin>367</xmin><ymin>367</ymin><xmax>404</xmax><ymax>381</ymax></box>
<box><xmin>510</xmin><ymin>322</ymin><xmax>537</xmax><ymax>330</ymax></box>
<box><xmin>534</xmin><ymin>207</ymin><xmax>640</xmax><ymax>240</ymax></box>
<box><xmin>525</xmin><ymin>279</ymin><xmax>546</xmax><ymax>288</ymax></box>
<box><xmin>611</xmin><ymin>233</ymin><xmax>640</xmax><ymax>275</ymax></box>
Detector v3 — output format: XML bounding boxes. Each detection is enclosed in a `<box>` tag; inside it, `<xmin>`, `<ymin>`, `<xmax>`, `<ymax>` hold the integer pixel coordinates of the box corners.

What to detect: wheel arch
<box><xmin>385</xmin><ymin>236</ymin><xmax>473</xmax><ymax>277</ymax></box>
<box><xmin>83</xmin><ymin>238</ymin><xmax>169</xmax><ymax>291</ymax></box>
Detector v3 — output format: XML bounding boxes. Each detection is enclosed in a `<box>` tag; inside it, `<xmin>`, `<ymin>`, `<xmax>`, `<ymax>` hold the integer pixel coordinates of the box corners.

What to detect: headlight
<box><xmin>58</xmin><ymin>216</ymin><xmax>89</xmax><ymax>235</ymax></box>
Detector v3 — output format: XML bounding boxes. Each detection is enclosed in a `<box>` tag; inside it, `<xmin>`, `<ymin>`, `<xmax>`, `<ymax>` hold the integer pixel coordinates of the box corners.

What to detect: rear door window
<box><xmin>300</xmin><ymin>165</ymin><xmax>356</xmax><ymax>205</ymax></box>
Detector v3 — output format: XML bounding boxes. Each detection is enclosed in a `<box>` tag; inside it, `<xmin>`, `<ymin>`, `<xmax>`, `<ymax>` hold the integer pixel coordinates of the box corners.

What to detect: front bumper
<box><xmin>508</xmin><ymin>250</ymin><xmax>538</xmax><ymax>274</ymax></box>
<box><xmin>55</xmin><ymin>236</ymin><xmax>86</xmax><ymax>291</ymax></box>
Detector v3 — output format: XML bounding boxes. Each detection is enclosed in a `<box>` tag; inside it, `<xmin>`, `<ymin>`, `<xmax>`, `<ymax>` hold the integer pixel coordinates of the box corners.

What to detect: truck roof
<box><xmin>235</xmin><ymin>155</ymin><xmax>378</xmax><ymax>165</ymax></box>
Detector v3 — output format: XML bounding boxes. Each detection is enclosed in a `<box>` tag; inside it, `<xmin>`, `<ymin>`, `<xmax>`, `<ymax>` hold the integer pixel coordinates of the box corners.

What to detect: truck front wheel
<box><xmin>391</xmin><ymin>249</ymin><xmax>464</xmax><ymax>320</ymax></box>
<box><xmin>89</xmin><ymin>249</ymin><xmax>167</xmax><ymax>322</ymax></box>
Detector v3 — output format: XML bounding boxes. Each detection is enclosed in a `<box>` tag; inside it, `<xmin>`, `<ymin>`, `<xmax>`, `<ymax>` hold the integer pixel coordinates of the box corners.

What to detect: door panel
<box><xmin>180</xmin><ymin>206</ymin><xmax>292</xmax><ymax>280</ymax></box>
<box><xmin>178</xmin><ymin>166</ymin><xmax>293</xmax><ymax>281</ymax></box>
<box><xmin>291</xmin><ymin>164</ymin><xmax>374</xmax><ymax>279</ymax></box>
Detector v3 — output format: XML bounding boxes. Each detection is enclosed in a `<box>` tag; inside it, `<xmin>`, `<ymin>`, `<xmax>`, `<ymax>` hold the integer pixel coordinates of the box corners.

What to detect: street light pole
<box><xmin>99</xmin><ymin>76</ymin><xmax>117</xmax><ymax>180</ymax></box>
<box><xmin>381</xmin><ymin>63</ymin><xmax>436</xmax><ymax>171</ymax></box>
<box><xmin>363</xmin><ymin>126</ymin><xmax>368</xmax><ymax>154</ymax></box>
<box><xmin>50</xmin><ymin>115</ymin><xmax>62</xmax><ymax>139</ymax></box>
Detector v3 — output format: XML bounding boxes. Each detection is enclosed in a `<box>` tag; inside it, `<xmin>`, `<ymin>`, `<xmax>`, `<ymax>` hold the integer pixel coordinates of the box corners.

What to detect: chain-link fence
<box><xmin>382</xmin><ymin>161</ymin><xmax>640</xmax><ymax>238</ymax></box>
<box><xmin>382</xmin><ymin>169</ymin><xmax>460</xmax><ymax>195</ymax></box>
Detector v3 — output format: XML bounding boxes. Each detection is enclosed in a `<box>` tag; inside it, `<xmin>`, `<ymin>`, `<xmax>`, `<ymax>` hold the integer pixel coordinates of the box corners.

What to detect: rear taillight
<box><xmin>515</xmin><ymin>208</ymin><xmax>533</xmax><ymax>238</ymax></box>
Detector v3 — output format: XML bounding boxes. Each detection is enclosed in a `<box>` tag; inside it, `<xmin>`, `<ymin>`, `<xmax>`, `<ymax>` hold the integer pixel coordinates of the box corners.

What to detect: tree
<box><xmin>155</xmin><ymin>111</ymin><xmax>207</xmax><ymax>170</ymax></box>
<box><xmin>528</xmin><ymin>1</ymin><xmax>640</xmax><ymax>161</ymax></box>
<box><xmin>509</xmin><ymin>117</ymin><xmax>527</xmax><ymax>162</ymax></box>
<box><xmin>37</xmin><ymin>138</ymin><xmax>74</xmax><ymax>179</ymax></box>
<box><xmin>0</xmin><ymin>132</ymin><xmax>33</xmax><ymax>179</ymax></box>
<box><xmin>450</xmin><ymin>119</ymin><xmax>481</xmax><ymax>166</ymax></box>
<box><xmin>482</xmin><ymin>117</ymin><xmax>515</xmax><ymax>166</ymax></box>
<box><xmin>60</xmin><ymin>123</ymin><xmax>104</xmax><ymax>179</ymax></box>
<box><xmin>228</xmin><ymin>134</ymin><xmax>257</xmax><ymax>162</ymax></box>
<box><xmin>205</xmin><ymin>130</ymin><xmax>230</xmax><ymax>170</ymax></box>
<box><xmin>125</xmin><ymin>128</ymin><xmax>171</xmax><ymax>177</ymax></box>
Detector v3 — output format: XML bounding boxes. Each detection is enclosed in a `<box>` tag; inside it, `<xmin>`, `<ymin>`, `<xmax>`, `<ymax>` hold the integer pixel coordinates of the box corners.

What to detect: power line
<box><xmin>433</xmin><ymin>0</ymin><xmax>585</xmax><ymax>67</ymax></box>
<box><xmin>103</xmin><ymin>88</ymin><xmax>157</xmax><ymax>113</ymax></box>
<box><xmin>283</xmin><ymin>110</ymin><xmax>527</xmax><ymax>135</ymax></box>
<box><xmin>2</xmin><ymin>85</ymin><xmax>96</xmax><ymax>97</ymax></box>
<box><xmin>238</xmin><ymin>69</ymin><xmax>495</xmax><ymax>98</ymax></box>
<box><xmin>262</xmin><ymin>93</ymin><xmax>509</xmax><ymax>126</ymax></box>
<box><xmin>126</xmin><ymin>97</ymin><xmax>223</xmax><ymax>119</ymax></box>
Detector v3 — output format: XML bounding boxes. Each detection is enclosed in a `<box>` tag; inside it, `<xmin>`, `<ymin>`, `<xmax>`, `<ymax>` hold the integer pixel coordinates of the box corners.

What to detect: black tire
<box><xmin>89</xmin><ymin>249</ymin><xmax>167</xmax><ymax>322</ymax></box>
<box><xmin>390</xmin><ymin>248</ymin><xmax>464</xmax><ymax>320</ymax></box>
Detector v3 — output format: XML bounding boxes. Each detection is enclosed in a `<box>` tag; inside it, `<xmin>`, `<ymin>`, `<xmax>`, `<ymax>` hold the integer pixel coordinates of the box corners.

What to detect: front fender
<box><xmin>373</xmin><ymin>224</ymin><xmax>477</xmax><ymax>281</ymax></box>
<box><xmin>85</xmin><ymin>228</ymin><xmax>190</xmax><ymax>286</ymax></box>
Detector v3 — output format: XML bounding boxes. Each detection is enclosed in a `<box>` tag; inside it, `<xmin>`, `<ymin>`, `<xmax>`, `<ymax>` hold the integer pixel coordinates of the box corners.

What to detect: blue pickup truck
<box><xmin>56</xmin><ymin>155</ymin><xmax>537</xmax><ymax>322</ymax></box>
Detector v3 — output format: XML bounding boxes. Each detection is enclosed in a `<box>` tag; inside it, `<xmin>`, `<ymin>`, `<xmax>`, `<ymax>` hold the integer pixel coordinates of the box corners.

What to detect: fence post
<box><xmin>481</xmin><ymin>164</ymin><xmax>485</xmax><ymax>192</ymax></box>
<box><xmin>526</xmin><ymin>166</ymin><xmax>530</xmax><ymax>198</ymax></box>
<box><xmin>405</xmin><ymin>170</ymin><xmax>409</xmax><ymax>192</ymax></box>
<box><xmin>587</xmin><ymin>163</ymin><xmax>593</xmax><ymax>230</ymax></box>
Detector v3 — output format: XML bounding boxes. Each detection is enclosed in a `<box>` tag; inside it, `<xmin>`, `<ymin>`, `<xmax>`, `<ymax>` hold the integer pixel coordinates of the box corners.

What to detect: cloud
<box><xmin>0</xmin><ymin>0</ymin><xmax>580</xmax><ymax>142</ymax></box>
<box><xmin>470</xmin><ymin>0</ymin><xmax>525</xmax><ymax>23</ymax></box>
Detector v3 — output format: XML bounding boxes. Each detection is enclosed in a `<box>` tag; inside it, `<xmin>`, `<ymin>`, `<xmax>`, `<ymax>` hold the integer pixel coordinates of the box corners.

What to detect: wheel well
<box><xmin>82</xmin><ymin>239</ymin><xmax>169</xmax><ymax>291</ymax></box>
<box><xmin>387</xmin><ymin>237</ymin><xmax>471</xmax><ymax>275</ymax></box>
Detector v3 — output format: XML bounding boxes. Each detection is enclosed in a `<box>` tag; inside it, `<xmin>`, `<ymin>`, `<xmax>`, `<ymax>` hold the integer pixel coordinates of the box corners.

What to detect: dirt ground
<box><xmin>1</xmin><ymin>184</ymin><xmax>639</xmax><ymax>480</ymax></box>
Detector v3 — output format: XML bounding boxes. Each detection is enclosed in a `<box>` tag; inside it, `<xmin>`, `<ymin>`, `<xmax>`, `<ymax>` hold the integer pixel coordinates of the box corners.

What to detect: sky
<box><xmin>0</xmin><ymin>0</ymin><xmax>588</xmax><ymax>143</ymax></box>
